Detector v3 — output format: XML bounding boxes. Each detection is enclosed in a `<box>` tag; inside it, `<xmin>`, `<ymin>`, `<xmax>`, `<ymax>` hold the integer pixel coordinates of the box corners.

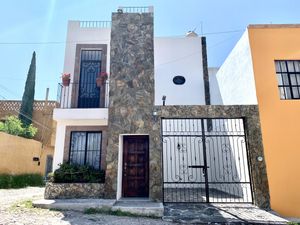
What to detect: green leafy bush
<box><xmin>0</xmin><ymin>116</ymin><xmax>37</xmax><ymax>139</ymax></box>
<box><xmin>0</xmin><ymin>174</ymin><xmax>44</xmax><ymax>189</ymax></box>
<box><xmin>53</xmin><ymin>163</ymin><xmax>105</xmax><ymax>183</ymax></box>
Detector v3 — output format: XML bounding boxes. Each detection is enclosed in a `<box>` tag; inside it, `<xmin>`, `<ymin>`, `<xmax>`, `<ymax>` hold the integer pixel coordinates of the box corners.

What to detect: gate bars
<box><xmin>161</xmin><ymin>118</ymin><xmax>253</xmax><ymax>203</ymax></box>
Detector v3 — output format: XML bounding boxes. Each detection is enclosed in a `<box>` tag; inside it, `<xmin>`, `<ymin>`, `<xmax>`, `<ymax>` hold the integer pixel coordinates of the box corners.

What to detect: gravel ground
<box><xmin>0</xmin><ymin>187</ymin><xmax>175</xmax><ymax>225</ymax></box>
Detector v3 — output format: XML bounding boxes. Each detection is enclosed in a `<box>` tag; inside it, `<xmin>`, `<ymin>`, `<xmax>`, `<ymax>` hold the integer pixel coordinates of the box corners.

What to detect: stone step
<box><xmin>33</xmin><ymin>199</ymin><xmax>116</xmax><ymax>212</ymax></box>
<box><xmin>113</xmin><ymin>199</ymin><xmax>164</xmax><ymax>217</ymax></box>
<box><xmin>33</xmin><ymin>198</ymin><xmax>164</xmax><ymax>218</ymax></box>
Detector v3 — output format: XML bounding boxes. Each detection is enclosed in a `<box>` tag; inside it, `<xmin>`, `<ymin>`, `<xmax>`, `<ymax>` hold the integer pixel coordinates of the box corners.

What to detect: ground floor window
<box><xmin>69</xmin><ymin>131</ymin><xmax>102</xmax><ymax>169</ymax></box>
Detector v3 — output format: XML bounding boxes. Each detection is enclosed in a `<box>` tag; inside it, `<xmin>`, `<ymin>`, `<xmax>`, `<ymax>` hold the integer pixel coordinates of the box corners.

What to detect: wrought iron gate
<box><xmin>162</xmin><ymin>118</ymin><xmax>253</xmax><ymax>203</ymax></box>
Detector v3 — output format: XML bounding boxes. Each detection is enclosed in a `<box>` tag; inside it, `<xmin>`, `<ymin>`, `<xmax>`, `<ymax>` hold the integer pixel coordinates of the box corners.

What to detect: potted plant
<box><xmin>96</xmin><ymin>72</ymin><xmax>108</xmax><ymax>87</ymax></box>
<box><xmin>61</xmin><ymin>73</ymin><xmax>71</xmax><ymax>86</ymax></box>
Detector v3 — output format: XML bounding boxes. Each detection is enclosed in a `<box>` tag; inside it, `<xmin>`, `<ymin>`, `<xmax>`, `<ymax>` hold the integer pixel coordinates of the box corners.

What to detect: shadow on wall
<box><xmin>209</xmin><ymin>67</ymin><xmax>223</xmax><ymax>105</ymax></box>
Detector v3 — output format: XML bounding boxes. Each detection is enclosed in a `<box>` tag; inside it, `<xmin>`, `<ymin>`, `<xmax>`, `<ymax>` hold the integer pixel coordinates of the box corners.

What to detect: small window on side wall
<box><xmin>173</xmin><ymin>76</ymin><xmax>186</xmax><ymax>85</ymax></box>
<box><xmin>275</xmin><ymin>60</ymin><xmax>300</xmax><ymax>100</ymax></box>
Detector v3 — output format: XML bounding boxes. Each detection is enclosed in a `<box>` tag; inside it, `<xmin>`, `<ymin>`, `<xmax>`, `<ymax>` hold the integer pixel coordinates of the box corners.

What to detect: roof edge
<box><xmin>248</xmin><ymin>24</ymin><xmax>300</xmax><ymax>29</ymax></box>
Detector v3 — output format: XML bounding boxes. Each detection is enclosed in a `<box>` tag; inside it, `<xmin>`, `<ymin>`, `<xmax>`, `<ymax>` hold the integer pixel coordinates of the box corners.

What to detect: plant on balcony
<box><xmin>61</xmin><ymin>73</ymin><xmax>71</xmax><ymax>86</ymax></box>
<box><xmin>96</xmin><ymin>72</ymin><xmax>108</xmax><ymax>87</ymax></box>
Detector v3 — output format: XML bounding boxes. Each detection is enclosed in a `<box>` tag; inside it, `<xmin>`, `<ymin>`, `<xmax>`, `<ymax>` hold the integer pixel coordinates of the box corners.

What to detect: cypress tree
<box><xmin>19</xmin><ymin>51</ymin><xmax>36</xmax><ymax>127</ymax></box>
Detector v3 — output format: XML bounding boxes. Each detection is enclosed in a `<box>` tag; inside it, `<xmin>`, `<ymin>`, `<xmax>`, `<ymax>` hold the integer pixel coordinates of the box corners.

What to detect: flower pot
<box><xmin>62</xmin><ymin>78</ymin><xmax>70</xmax><ymax>86</ymax></box>
<box><xmin>96</xmin><ymin>77</ymin><xmax>105</xmax><ymax>87</ymax></box>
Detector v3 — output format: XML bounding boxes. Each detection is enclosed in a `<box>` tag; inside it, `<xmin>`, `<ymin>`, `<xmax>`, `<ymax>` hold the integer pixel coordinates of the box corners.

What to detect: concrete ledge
<box><xmin>33</xmin><ymin>198</ymin><xmax>164</xmax><ymax>218</ymax></box>
<box><xmin>33</xmin><ymin>199</ymin><xmax>116</xmax><ymax>212</ymax></box>
<box><xmin>112</xmin><ymin>199</ymin><xmax>164</xmax><ymax>217</ymax></box>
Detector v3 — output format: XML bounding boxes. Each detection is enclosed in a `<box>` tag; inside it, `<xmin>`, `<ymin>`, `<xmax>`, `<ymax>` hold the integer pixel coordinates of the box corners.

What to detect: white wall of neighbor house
<box><xmin>52</xmin><ymin>119</ymin><xmax>108</xmax><ymax>170</ymax></box>
<box><xmin>154</xmin><ymin>37</ymin><xmax>206</xmax><ymax>105</ymax></box>
<box><xmin>63</xmin><ymin>21</ymin><xmax>111</xmax><ymax>82</ymax></box>
<box><xmin>208</xmin><ymin>67</ymin><xmax>222</xmax><ymax>104</ymax></box>
<box><xmin>213</xmin><ymin>31</ymin><xmax>258</xmax><ymax>105</ymax></box>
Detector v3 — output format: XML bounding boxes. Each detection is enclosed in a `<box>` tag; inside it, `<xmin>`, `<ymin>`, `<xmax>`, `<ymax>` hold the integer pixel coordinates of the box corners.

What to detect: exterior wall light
<box><xmin>162</xmin><ymin>95</ymin><xmax>166</xmax><ymax>106</ymax></box>
<box><xmin>257</xmin><ymin>156</ymin><xmax>263</xmax><ymax>162</ymax></box>
<box><xmin>152</xmin><ymin>110</ymin><xmax>158</xmax><ymax>122</ymax></box>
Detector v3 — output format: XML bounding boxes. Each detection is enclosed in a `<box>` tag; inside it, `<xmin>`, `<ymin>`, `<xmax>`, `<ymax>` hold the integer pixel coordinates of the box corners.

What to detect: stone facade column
<box><xmin>105</xmin><ymin>11</ymin><xmax>161</xmax><ymax>200</ymax></box>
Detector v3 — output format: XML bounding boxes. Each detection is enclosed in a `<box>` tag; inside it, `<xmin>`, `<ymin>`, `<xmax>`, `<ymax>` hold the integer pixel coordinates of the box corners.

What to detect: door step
<box><xmin>113</xmin><ymin>198</ymin><xmax>164</xmax><ymax>217</ymax></box>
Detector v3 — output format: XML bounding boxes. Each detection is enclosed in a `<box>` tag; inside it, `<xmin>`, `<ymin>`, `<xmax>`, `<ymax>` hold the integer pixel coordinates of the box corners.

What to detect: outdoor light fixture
<box><xmin>162</xmin><ymin>95</ymin><xmax>166</xmax><ymax>106</ymax></box>
<box><xmin>152</xmin><ymin>110</ymin><xmax>158</xmax><ymax>122</ymax></box>
<box><xmin>257</xmin><ymin>156</ymin><xmax>263</xmax><ymax>162</ymax></box>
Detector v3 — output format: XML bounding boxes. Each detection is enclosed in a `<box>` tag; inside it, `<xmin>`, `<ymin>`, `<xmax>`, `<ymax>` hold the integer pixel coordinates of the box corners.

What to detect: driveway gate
<box><xmin>162</xmin><ymin>118</ymin><xmax>252</xmax><ymax>203</ymax></box>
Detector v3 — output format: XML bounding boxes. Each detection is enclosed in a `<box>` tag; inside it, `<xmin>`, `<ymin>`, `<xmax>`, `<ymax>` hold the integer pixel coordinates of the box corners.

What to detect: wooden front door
<box><xmin>122</xmin><ymin>135</ymin><xmax>149</xmax><ymax>197</ymax></box>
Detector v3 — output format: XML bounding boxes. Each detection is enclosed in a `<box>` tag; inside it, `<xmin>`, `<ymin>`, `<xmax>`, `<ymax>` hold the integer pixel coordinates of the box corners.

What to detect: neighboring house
<box><xmin>214</xmin><ymin>24</ymin><xmax>300</xmax><ymax>217</ymax></box>
<box><xmin>51</xmin><ymin>6</ymin><xmax>270</xmax><ymax>215</ymax></box>
<box><xmin>0</xmin><ymin>100</ymin><xmax>56</xmax><ymax>176</ymax></box>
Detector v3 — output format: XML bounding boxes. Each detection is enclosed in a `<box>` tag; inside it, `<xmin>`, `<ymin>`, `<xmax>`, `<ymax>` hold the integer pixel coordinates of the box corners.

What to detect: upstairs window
<box><xmin>275</xmin><ymin>60</ymin><xmax>300</xmax><ymax>100</ymax></box>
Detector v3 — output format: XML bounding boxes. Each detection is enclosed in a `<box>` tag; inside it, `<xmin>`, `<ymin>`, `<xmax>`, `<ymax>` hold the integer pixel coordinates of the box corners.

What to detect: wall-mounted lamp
<box><xmin>257</xmin><ymin>156</ymin><xmax>263</xmax><ymax>162</ymax></box>
<box><xmin>162</xmin><ymin>95</ymin><xmax>166</xmax><ymax>106</ymax></box>
<box><xmin>152</xmin><ymin>110</ymin><xmax>158</xmax><ymax>122</ymax></box>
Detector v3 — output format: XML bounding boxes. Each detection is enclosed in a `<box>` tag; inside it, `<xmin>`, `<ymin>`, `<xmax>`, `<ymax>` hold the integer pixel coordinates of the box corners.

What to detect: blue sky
<box><xmin>0</xmin><ymin>0</ymin><xmax>299</xmax><ymax>100</ymax></box>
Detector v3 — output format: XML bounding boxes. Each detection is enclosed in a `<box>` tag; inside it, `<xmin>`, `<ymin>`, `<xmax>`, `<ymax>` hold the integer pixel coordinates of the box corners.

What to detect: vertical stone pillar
<box><xmin>105</xmin><ymin>11</ymin><xmax>160</xmax><ymax>200</ymax></box>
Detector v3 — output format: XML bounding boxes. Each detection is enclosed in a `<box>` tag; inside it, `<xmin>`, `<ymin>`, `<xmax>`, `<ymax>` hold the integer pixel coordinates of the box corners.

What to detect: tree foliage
<box><xmin>19</xmin><ymin>51</ymin><xmax>36</xmax><ymax>127</ymax></box>
<box><xmin>0</xmin><ymin>116</ymin><xmax>37</xmax><ymax>139</ymax></box>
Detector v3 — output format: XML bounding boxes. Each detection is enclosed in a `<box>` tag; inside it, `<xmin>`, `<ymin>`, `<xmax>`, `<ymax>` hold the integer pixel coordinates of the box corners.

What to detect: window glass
<box><xmin>70</xmin><ymin>131</ymin><xmax>101</xmax><ymax>169</ymax></box>
<box><xmin>275</xmin><ymin>60</ymin><xmax>300</xmax><ymax>100</ymax></box>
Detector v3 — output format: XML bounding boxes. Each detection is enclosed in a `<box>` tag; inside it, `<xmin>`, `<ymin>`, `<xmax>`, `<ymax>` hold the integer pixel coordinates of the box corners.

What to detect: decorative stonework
<box><xmin>104</xmin><ymin>11</ymin><xmax>269</xmax><ymax>208</ymax></box>
<box><xmin>44</xmin><ymin>182</ymin><xmax>105</xmax><ymax>199</ymax></box>
<box><xmin>105</xmin><ymin>12</ymin><xmax>155</xmax><ymax>199</ymax></box>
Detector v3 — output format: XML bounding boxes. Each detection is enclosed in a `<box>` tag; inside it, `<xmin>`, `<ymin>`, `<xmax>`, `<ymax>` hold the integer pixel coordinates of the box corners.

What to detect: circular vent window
<box><xmin>173</xmin><ymin>76</ymin><xmax>186</xmax><ymax>85</ymax></box>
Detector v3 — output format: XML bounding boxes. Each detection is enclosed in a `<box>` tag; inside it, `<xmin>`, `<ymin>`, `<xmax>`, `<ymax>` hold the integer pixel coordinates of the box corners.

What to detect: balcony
<box><xmin>53</xmin><ymin>81</ymin><xmax>109</xmax><ymax>122</ymax></box>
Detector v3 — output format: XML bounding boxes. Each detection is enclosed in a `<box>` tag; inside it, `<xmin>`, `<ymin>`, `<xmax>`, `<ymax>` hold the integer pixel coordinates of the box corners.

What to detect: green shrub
<box><xmin>0</xmin><ymin>174</ymin><xmax>44</xmax><ymax>189</ymax></box>
<box><xmin>0</xmin><ymin>116</ymin><xmax>37</xmax><ymax>139</ymax></box>
<box><xmin>53</xmin><ymin>163</ymin><xmax>105</xmax><ymax>183</ymax></box>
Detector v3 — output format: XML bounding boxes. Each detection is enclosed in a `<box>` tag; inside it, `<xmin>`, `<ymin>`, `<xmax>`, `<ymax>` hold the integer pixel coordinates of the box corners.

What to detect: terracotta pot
<box><xmin>62</xmin><ymin>78</ymin><xmax>70</xmax><ymax>86</ymax></box>
<box><xmin>96</xmin><ymin>77</ymin><xmax>105</xmax><ymax>87</ymax></box>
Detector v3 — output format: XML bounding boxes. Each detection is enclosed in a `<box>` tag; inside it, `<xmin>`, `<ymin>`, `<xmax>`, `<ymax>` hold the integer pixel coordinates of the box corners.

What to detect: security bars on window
<box><xmin>275</xmin><ymin>60</ymin><xmax>300</xmax><ymax>100</ymax></box>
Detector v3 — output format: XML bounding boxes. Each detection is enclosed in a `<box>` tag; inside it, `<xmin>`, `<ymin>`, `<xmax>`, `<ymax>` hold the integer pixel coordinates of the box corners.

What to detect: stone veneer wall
<box><xmin>151</xmin><ymin>105</ymin><xmax>270</xmax><ymax>208</ymax></box>
<box><xmin>105</xmin><ymin>12</ymin><xmax>156</xmax><ymax>198</ymax></box>
<box><xmin>44</xmin><ymin>182</ymin><xmax>105</xmax><ymax>199</ymax></box>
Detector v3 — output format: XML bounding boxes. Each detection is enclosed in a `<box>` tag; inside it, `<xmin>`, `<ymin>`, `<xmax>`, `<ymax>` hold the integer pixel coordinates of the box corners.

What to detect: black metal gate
<box><xmin>162</xmin><ymin>118</ymin><xmax>253</xmax><ymax>203</ymax></box>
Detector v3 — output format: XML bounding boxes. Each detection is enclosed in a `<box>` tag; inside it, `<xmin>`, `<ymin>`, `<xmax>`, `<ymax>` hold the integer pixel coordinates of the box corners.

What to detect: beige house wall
<box><xmin>0</xmin><ymin>132</ymin><xmax>54</xmax><ymax>175</ymax></box>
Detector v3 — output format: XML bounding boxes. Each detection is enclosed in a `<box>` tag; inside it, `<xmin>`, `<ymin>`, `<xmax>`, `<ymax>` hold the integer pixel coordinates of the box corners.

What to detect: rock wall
<box><xmin>44</xmin><ymin>182</ymin><xmax>105</xmax><ymax>199</ymax></box>
<box><xmin>105</xmin><ymin>12</ymin><xmax>155</xmax><ymax>198</ymax></box>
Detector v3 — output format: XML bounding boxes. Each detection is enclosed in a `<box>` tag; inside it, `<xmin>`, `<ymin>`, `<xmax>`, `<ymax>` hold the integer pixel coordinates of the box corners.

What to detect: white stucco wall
<box><xmin>63</xmin><ymin>21</ymin><xmax>111</xmax><ymax>82</ymax></box>
<box><xmin>208</xmin><ymin>67</ymin><xmax>222</xmax><ymax>104</ymax></box>
<box><xmin>213</xmin><ymin>31</ymin><xmax>257</xmax><ymax>105</ymax></box>
<box><xmin>154</xmin><ymin>37</ymin><xmax>205</xmax><ymax>105</ymax></box>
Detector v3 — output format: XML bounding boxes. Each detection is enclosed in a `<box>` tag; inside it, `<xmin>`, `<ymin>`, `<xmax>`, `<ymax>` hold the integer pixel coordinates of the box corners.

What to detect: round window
<box><xmin>173</xmin><ymin>76</ymin><xmax>186</xmax><ymax>85</ymax></box>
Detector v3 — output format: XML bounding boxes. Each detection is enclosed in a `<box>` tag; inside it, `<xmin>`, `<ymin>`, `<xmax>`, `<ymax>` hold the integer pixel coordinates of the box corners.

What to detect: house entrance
<box><xmin>162</xmin><ymin>118</ymin><xmax>252</xmax><ymax>203</ymax></box>
<box><xmin>122</xmin><ymin>135</ymin><xmax>149</xmax><ymax>197</ymax></box>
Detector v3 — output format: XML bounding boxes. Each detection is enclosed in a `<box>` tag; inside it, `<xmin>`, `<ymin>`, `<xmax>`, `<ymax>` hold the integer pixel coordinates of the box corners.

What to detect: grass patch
<box><xmin>0</xmin><ymin>174</ymin><xmax>44</xmax><ymax>189</ymax></box>
<box><xmin>288</xmin><ymin>223</ymin><xmax>300</xmax><ymax>225</ymax></box>
<box><xmin>84</xmin><ymin>207</ymin><xmax>138</xmax><ymax>217</ymax></box>
<box><xmin>10</xmin><ymin>199</ymin><xmax>33</xmax><ymax>211</ymax></box>
<box><xmin>84</xmin><ymin>207</ymin><xmax>157</xmax><ymax>218</ymax></box>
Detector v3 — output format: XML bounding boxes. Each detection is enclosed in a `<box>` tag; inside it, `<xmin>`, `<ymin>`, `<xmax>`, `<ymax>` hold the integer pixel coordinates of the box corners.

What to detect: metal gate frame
<box><xmin>161</xmin><ymin>117</ymin><xmax>253</xmax><ymax>204</ymax></box>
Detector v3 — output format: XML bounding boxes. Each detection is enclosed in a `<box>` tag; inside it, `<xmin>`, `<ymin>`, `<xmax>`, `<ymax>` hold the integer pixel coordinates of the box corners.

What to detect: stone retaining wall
<box><xmin>44</xmin><ymin>182</ymin><xmax>105</xmax><ymax>199</ymax></box>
